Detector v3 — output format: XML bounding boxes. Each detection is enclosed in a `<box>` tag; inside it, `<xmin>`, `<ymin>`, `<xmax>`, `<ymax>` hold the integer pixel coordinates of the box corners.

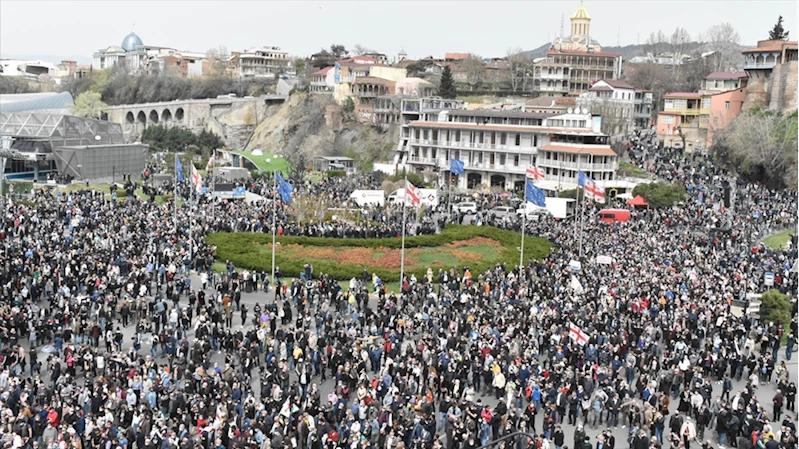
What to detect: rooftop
<box><xmin>447</xmin><ymin>109</ymin><xmax>552</xmax><ymax>119</ymax></box>
<box><xmin>665</xmin><ymin>92</ymin><xmax>702</xmax><ymax>99</ymax></box>
<box><xmin>310</xmin><ymin>66</ymin><xmax>333</xmax><ymax>76</ymax></box>
<box><xmin>596</xmin><ymin>79</ymin><xmax>635</xmax><ymax>89</ymax></box>
<box><xmin>570</xmin><ymin>4</ymin><xmax>591</xmax><ymax>20</ymax></box>
<box><xmin>540</xmin><ymin>144</ymin><xmax>616</xmax><ymax>156</ymax></box>
<box><xmin>547</xmin><ymin>48</ymin><xmax>621</xmax><ymax>57</ymax></box>
<box><xmin>408</xmin><ymin>121</ymin><xmax>594</xmax><ymax>134</ymax></box>
<box><xmin>705</xmin><ymin>71</ymin><xmax>748</xmax><ymax>80</ymax></box>
<box><xmin>742</xmin><ymin>39</ymin><xmax>798</xmax><ymax>53</ymax></box>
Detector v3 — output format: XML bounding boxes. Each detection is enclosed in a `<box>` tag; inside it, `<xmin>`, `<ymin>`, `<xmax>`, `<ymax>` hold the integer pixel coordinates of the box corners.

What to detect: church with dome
<box><xmin>92</xmin><ymin>31</ymin><xmax>209</xmax><ymax>77</ymax></box>
<box><xmin>552</xmin><ymin>3</ymin><xmax>603</xmax><ymax>52</ymax></box>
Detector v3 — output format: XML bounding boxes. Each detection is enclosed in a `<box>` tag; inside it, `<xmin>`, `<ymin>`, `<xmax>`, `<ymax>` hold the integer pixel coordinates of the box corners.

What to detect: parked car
<box><xmin>490</xmin><ymin>206</ymin><xmax>515</xmax><ymax>219</ymax></box>
<box><xmin>455</xmin><ymin>201</ymin><xmax>478</xmax><ymax>214</ymax></box>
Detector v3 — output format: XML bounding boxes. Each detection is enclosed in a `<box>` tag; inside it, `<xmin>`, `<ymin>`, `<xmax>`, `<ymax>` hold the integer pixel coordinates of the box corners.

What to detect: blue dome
<box><xmin>121</xmin><ymin>32</ymin><xmax>143</xmax><ymax>52</ymax></box>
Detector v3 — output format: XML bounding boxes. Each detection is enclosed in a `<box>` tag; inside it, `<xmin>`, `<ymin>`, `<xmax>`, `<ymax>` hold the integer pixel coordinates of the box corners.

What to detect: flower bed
<box><xmin>205</xmin><ymin>225</ymin><xmax>551</xmax><ymax>282</ymax></box>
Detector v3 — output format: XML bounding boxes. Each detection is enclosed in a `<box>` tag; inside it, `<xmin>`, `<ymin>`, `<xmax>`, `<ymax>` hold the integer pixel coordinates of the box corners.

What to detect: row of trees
<box><xmin>61</xmin><ymin>66</ymin><xmax>277</xmax><ymax>106</ymax></box>
<box><xmin>141</xmin><ymin>124</ymin><xmax>224</xmax><ymax>155</ymax></box>
<box><xmin>712</xmin><ymin>109</ymin><xmax>798</xmax><ymax>189</ymax></box>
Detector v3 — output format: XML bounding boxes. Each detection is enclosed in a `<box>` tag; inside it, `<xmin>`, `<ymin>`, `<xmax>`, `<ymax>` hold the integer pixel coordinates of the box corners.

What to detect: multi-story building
<box><xmin>742</xmin><ymin>39</ymin><xmax>798</xmax><ymax>112</ymax></box>
<box><xmin>532</xmin><ymin>4</ymin><xmax>622</xmax><ymax>97</ymax></box>
<box><xmin>228</xmin><ymin>46</ymin><xmax>290</xmax><ymax>78</ymax></box>
<box><xmin>397</xmin><ymin>106</ymin><xmax>618</xmax><ymax>193</ymax></box>
<box><xmin>656</xmin><ymin>92</ymin><xmax>707</xmax><ymax>148</ymax></box>
<box><xmin>373</xmin><ymin>78</ymin><xmax>436</xmax><ymax>125</ymax></box>
<box><xmin>700</xmin><ymin>71</ymin><xmax>748</xmax><ymax>94</ymax></box>
<box><xmin>576</xmin><ymin>79</ymin><xmax>653</xmax><ymax>137</ymax></box>
<box><xmin>309</xmin><ymin>66</ymin><xmax>334</xmax><ymax>93</ymax></box>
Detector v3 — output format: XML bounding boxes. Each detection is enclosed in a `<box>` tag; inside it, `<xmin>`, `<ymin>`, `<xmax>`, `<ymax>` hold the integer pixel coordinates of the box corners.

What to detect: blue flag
<box><xmin>577</xmin><ymin>171</ymin><xmax>588</xmax><ymax>188</ymax></box>
<box><xmin>450</xmin><ymin>159</ymin><xmax>465</xmax><ymax>175</ymax></box>
<box><xmin>176</xmin><ymin>158</ymin><xmax>184</xmax><ymax>182</ymax></box>
<box><xmin>525</xmin><ymin>180</ymin><xmax>546</xmax><ymax>207</ymax></box>
<box><xmin>276</xmin><ymin>172</ymin><xmax>294</xmax><ymax>203</ymax></box>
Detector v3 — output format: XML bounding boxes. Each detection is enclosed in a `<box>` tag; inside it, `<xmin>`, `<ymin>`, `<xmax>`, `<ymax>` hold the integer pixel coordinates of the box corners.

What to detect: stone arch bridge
<box><xmin>104</xmin><ymin>95</ymin><xmax>286</xmax><ymax>148</ymax></box>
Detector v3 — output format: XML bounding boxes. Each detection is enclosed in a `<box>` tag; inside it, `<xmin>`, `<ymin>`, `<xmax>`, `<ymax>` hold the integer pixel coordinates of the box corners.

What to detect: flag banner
<box><xmin>525</xmin><ymin>180</ymin><xmax>546</xmax><ymax>207</ymax></box>
<box><xmin>526</xmin><ymin>166</ymin><xmax>545</xmax><ymax>180</ymax></box>
<box><xmin>191</xmin><ymin>165</ymin><xmax>202</xmax><ymax>194</ymax></box>
<box><xmin>405</xmin><ymin>180</ymin><xmax>421</xmax><ymax>207</ymax></box>
<box><xmin>570</xmin><ymin>275</ymin><xmax>584</xmax><ymax>294</ymax></box>
<box><xmin>569</xmin><ymin>322</ymin><xmax>589</xmax><ymax>345</ymax></box>
<box><xmin>276</xmin><ymin>172</ymin><xmax>294</xmax><ymax>203</ymax></box>
<box><xmin>578</xmin><ymin>171</ymin><xmax>605</xmax><ymax>203</ymax></box>
<box><xmin>206</xmin><ymin>155</ymin><xmax>215</xmax><ymax>171</ymax></box>
<box><xmin>450</xmin><ymin>159</ymin><xmax>465</xmax><ymax>175</ymax></box>
<box><xmin>176</xmin><ymin>158</ymin><xmax>184</xmax><ymax>182</ymax></box>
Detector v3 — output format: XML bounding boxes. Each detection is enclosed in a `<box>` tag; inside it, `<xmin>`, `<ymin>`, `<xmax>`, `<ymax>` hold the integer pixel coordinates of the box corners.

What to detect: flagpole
<box><xmin>579</xmin><ymin>182</ymin><xmax>586</xmax><ymax>257</ymax></box>
<box><xmin>174</xmin><ymin>153</ymin><xmax>179</xmax><ymax>236</ymax></box>
<box><xmin>519</xmin><ymin>204</ymin><xmax>526</xmax><ymax>272</ymax></box>
<box><xmin>271</xmin><ymin>169</ymin><xmax>277</xmax><ymax>289</ymax></box>
<box><xmin>400</xmin><ymin>171</ymin><xmax>407</xmax><ymax>286</ymax></box>
<box><xmin>573</xmin><ymin>156</ymin><xmax>580</xmax><ymax>244</ymax></box>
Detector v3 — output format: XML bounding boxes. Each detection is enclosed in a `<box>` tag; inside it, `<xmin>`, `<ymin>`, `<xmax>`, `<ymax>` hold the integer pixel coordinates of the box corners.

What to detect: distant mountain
<box><xmin>0</xmin><ymin>54</ymin><xmax>92</xmax><ymax>65</ymax></box>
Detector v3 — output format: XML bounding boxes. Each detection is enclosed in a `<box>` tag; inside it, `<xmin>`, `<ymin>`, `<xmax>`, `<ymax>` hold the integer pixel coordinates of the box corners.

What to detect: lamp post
<box><xmin>0</xmin><ymin>148</ymin><xmax>20</xmax><ymax>197</ymax></box>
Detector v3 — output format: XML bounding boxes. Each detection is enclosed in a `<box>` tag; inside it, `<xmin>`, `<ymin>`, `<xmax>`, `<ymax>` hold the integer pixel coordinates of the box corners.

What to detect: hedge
<box><xmin>205</xmin><ymin>224</ymin><xmax>551</xmax><ymax>282</ymax></box>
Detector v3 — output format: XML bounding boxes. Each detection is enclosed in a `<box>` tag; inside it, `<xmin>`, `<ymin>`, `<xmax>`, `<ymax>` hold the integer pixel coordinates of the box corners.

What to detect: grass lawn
<box><xmin>763</xmin><ymin>229</ymin><xmax>795</xmax><ymax>249</ymax></box>
<box><xmin>619</xmin><ymin>160</ymin><xmax>648</xmax><ymax>177</ymax></box>
<box><xmin>206</xmin><ymin>225</ymin><xmax>551</xmax><ymax>282</ymax></box>
<box><xmin>232</xmin><ymin>150</ymin><xmax>292</xmax><ymax>174</ymax></box>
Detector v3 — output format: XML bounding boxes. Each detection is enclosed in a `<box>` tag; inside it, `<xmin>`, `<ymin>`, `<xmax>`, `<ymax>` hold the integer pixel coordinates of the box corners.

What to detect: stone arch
<box><xmin>467</xmin><ymin>173</ymin><xmax>482</xmax><ymax>189</ymax></box>
<box><xmin>161</xmin><ymin>109</ymin><xmax>172</xmax><ymax>123</ymax></box>
<box><xmin>149</xmin><ymin>110</ymin><xmax>159</xmax><ymax>124</ymax></box>
<box><xmin>100</xmin><ymin>112</ymin><xmax>108</xmax><ymax>121</ymax></box>
<box><xmin>175</xmin><ymin>107</ymin><xmax>185</xmax><ymax>122</ymax></box>
<box><xmin>126</xmin><ymin>111</ymin><xmax>135</xmax><ymax>124</ymax></box>
<box><xmin>137</xmin><ymin>111</ymin><xmax>146</xmax><ymax>125</ymax></box>
<box><xmin>490</xmin><ymin>174</ymin><xmax>506</xmax><ymax>188</ymax></box>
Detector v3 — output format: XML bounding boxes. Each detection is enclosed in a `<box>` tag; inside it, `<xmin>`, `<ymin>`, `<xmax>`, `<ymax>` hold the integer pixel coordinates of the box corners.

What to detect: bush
<box><xmin>205</xmin><ymin>224</ymin><xmax>551</xmax><ymax>282</ymax></box>
<box><xmin>326</xmin><ymin>170</ymin><xmax>346</xmax><ymax>178</ymax></box>
<box><xmin>559</xmin><ymin>188</ymin><xmax>584</xmax><ymax>200</ymax></box>
<box><xmin>632</xmin><ymin>182</ymin><xmax>686</xmax><ymax>208</ymax></box>
<box><xmin>388</xmin><ymin>170</ymin><xmax>426</xmax><ymax>188</ymax></box>
<box><xmin>760</xmin><ymin>289</ymin><xmax>793</xmax><ymax>330</ymax></box>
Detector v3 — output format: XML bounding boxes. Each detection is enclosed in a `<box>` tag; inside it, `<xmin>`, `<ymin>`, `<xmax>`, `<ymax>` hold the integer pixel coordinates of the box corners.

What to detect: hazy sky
<box><xmin>1</xmin><ymin>0</ymin><xmax>796</xmax><ymax>63</ymax></box>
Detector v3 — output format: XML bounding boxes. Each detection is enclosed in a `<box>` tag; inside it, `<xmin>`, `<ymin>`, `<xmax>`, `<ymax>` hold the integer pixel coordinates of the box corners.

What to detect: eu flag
<box><xmin>577</xmin><ymin>171</ymin><xmax>587</xmax><ymax>188</ymax></box>
<box><xmin>176</xmin><ymin>158</ymin><xmax>184</xmax><ymax>182</ymax></box>
<box><xmin>525</xmin><ymin>180</ymin><xmax>546</xmax><ymax>207</ymax></box>
<box><xmin>276</xmin><ymin>172</ymin><xmax>294</xmax><ymax>203</ymax></box>
<box><xmin>450</xmin><ymin>159</ymin><xmax>465</xmax><ymax>175</ymax></box>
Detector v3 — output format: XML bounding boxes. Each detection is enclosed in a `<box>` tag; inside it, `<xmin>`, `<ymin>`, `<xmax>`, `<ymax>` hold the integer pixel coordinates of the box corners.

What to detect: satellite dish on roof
<box><xmin>567</xmin><ymin>107</ymin><xmax>574</xmax><ymax>114</ymax></box>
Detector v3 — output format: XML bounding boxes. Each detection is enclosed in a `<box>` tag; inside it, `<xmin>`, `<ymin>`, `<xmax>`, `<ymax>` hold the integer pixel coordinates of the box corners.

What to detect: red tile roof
<box><xmin>706</xmin><ymin>71</ymin><xmax>747</xmax><ymax>80</ymax></box>
<box><xmin>310</xmin><ymin>66</ymin><xmax>333</xmax><ymax>75</ymax></box>
<box><xmin>742</xmin><ymin>40</ymin><xmax>798</xmax><ymax>53</ymax></box>
<box><xmin>445</xmin><ymin>52</ymin><xmax>470</xmax><ymax>60</ymax></box>
<box><xmin>540</xmin><ymin>144</ymin><xmax>617</xmax><ymax>156</ymax></box>
<box><xmin>596</xmin><ymin>79</ymin><xmax>634</xmax><ymax>89</ymax></box>
<box><xmin>665</xmin><ymin>92</ymin><xmax>702</xmax><ymax>99</ymax></box>
<box><xmin>547</xmin><ymin>48</ymin><xmax>621</xmax><ymax>57</ymax></box>
<box><xmin>408</xmin><ymin>121</ymin><xmax>594</xmax><ymax>134</ymax></box>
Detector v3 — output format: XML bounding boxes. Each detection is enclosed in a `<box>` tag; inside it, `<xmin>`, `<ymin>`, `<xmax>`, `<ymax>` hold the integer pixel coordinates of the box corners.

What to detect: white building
<box><xmin>397</xmin><ymin>106</ymin><xmax>619</xmax><ymax>193</ymax></box>
<box><xmin>577</xmin><ymin>79</ymin><xmax>653</xmax><ymax>137</ymax></box>
<box><xmin>0</xmin><ymin>59</ymin><xmax>59</xmax><ymax>79</ymax></box>
<box><xmin>229</xmin><ymin>46</ymin><xmax>290</xmax><ymax>78</ymax></box>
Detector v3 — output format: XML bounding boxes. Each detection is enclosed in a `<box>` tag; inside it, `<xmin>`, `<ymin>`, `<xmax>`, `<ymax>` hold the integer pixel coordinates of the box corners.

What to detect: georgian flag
<box><xmin>405</xmin><ymin>181</ymin><xmax>421</xmax><ymax>207</ymax></box>
<box><xmin>577</xmin><ymin>171</ymin><xmax>605</xmax><ymax>203</ymax></box>
<box><xmin>526</xmin><ymin>166</ymin><xmax>545</xmax><ymax>181</ymax></box>
<box><xmin>569</xmin><ymin>322</ymin><xmax>589</xmax><ymax>346</ymax></box>
<box><xmin>191</xmin><ymin>165</ymin><xmax>203</xmax><ymax>194</ymax></box>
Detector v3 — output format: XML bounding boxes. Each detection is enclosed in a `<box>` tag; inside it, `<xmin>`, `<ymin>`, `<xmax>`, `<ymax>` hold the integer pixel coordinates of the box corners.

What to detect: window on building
<box><xmin>455</xmin><ymin>130</ymin><xmax>460</xmax><ymax>142</ymax></box>
<box><xmin>533</xmin><ymin>135</ymin><xmax>538</xmax><ymax>147</ymax></box>
<box><xmin>513</xmin><ymin>154</ymin><xmax>520</xmax><ymax>166</ymax></box>
<box><xmin>423</xmin><ymin>129</ymin><xmax>428</xmax><ymax>140</ymax></box>
<box><xmin>500</xmin><ymin>133</ymin><xmax>507</xmax><ymax>145</ymax></box>
<box><xmin>477</xmin><ymin>152</ymin><xmax>483</xmax><ymax>164</ymax></box>
<box><xmin>432</xmin><ymin>130</ymin><xmax>438</xmax><ymax>141</ymax></box>
<box><xmin>515</xmin><ymin>134</ymin><xmax>521</xmax><ymax>146</ymax></box>
<box><xmin>431</xmin><ymin>148</ymin><xmax>437</xmax><ymax>159</ymax></box>
<box><xmin>414</xmin><ymin>129</ymin><xmax>420</xmax><ymax>139</ymax></box>
<box><xmin>499</xmin><ymin>154</ymin><xmax>506</xmax><ymax>165</ymax></box>
<box><xmin>479</xmin><ymin>131</ymin><xmax>484</xmax><ymax>144</ymax></box>
<box><xmin>725</xmin><ymin>101</ymin><xmax>730</xmax><ymax>110</ymax></box>
<box><xmin>661</xmin><ymin>115</ymin><xmax>675</xmax><ymax>125</ymax></box>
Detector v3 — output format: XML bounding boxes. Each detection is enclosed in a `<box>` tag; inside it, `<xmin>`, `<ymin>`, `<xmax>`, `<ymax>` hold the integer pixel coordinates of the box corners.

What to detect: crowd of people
<box><xmin>0</xmin><ymin>135</ymin><xmax>795</xmax><ymax>449</ymax></box>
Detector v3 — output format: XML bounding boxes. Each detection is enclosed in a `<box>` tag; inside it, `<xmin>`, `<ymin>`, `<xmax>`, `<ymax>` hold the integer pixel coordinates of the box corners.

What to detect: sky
<box><xmin>1</xmin><ymin>0</ymin><xmax>797</xmax><ymax>63</ymax></box>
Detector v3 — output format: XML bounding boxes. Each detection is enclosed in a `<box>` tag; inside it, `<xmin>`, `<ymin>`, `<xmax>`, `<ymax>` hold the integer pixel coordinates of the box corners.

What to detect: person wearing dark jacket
<box><xmin>554</xmin><ymin>425</ymin><xmax>565</xmax><ymax>449</ymax></box>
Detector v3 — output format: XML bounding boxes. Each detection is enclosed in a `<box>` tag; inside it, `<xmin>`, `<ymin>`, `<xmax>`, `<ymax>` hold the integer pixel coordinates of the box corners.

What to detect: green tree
<box><xmin>760</xmin><ymin>289</ymin><xmax>792</xmax><ymax>330</ymax></box>
<box><xmin>342</xmin><ymin>97</ymin><xmax>355</xmax><ymax>113</ymax></box>
<box><xmin>768</xmin><ymin>15</ymin><xmax>790</xmax><ymax>40</ymax></box>
<box><xmin>632</xmin><ymin>182</ymin><xmax>687</xmax><ymax>208</ymax></box>
<box><xmin>72</xmin><ymin>91</ymin><xmax>108</xmax><ymax>119</ymax></box>
<box><xmin>438</xmin><ymin>65</ymin><xmax>457</xmax><ymax>99</ymax></box>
